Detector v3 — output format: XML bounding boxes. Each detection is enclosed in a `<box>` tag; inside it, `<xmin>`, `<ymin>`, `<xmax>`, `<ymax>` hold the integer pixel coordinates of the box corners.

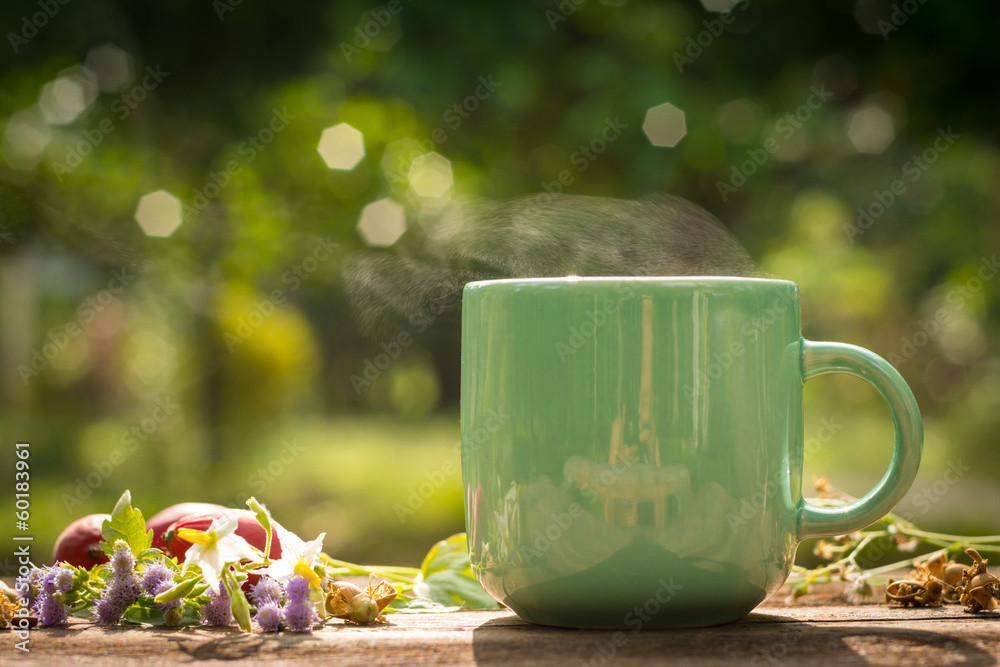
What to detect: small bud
<box><xmin>164</xmin><ymin>605</ymin><xmax>184</xmax><ymax>627</ymax></box>
<box><xmin>227</xmin><ymin>579</ymin><xmax>253</xmax><ymax>633</ymax></box>
<box><xmin>155</xmin><ymin>578</ymin><xmax>198</xmax><ymax>604</ymax></box>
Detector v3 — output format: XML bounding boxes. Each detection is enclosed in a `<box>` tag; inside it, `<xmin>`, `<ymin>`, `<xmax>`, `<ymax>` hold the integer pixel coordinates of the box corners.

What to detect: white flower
<box><xmin>256</xmin><ymin>521</ymin><xmax>326</xmax><ymax>589</ymax></box>
<box><xmin>179</xmin><ymin>513</ymin><xmax>263</xmax><ymax>593</ymax></box>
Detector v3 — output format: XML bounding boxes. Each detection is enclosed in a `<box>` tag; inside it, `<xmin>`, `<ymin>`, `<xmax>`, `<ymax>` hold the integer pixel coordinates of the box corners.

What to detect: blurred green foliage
<box><xmin>0</xmin><ymin>0</ymin><xmax>998</xmax><ymax>568</ymax></box>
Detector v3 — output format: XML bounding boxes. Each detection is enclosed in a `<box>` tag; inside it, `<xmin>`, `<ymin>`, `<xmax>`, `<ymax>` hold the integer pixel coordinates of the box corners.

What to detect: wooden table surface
<box><xmin>5</xmin><ymin>582</ymin><xmax>999</xmax><ymax>665</ymax></box>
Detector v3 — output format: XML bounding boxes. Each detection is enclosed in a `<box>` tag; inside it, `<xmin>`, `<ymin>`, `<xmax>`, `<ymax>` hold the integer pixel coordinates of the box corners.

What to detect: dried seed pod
<box><xmin>942</xmin><ymin>563</ymin><xmax>966</xmax><ymax>588</ymax></box>
<box><xmin>957</xmin><ymin>549</ymin><xmax>1000</xmax><ymax>613</ymax></box>
<box><xmin>324</xmin><ymin>576</ymin><xmax>398</xmax><ymax>624</ymax></box>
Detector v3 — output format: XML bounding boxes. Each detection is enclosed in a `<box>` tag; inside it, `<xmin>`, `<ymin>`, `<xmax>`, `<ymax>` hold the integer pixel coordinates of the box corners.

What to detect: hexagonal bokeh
<box><xmin>1</xmin><ymin>109</ymin><xmax>52</xmax><ymax>171</ymax></box>
<box><xmin>715</xmin><ymin>98</ymin><xmax>761</xmax><ymax>144</ymax></box>
<box><xmin>700</xmin><ymin>0</ymin><xmax>740</xmax><ymax>11</ymax></box>
<box><xmin>317</xmin><ymin>123</ymin><xmax>366</xmax><ymax>170</ymax></box>
<box><xmin>642</xmin><ymin>102</ymin><xmax>687</xmax><ymax>148</ymax></box>
<box><xmin>853</xmin><ymin>0</ymin><xmax>894</xmax><ymax>35</ymax></box>
<box><xmin>357</xmin><ymin>198</ymin><xmax>407</xmax><ymax>247</ymax></box>
<box><xmin>85</xmin><ymin>43</ymin><xmax>134</xmax><ymax>93</ymax></box>
<box><xmin>408</xmin><ymin>152</ymin><xmax>453</xmax><ymax>198</ymax></box>
<box><xmin>847</xmin><ymin>105</ymin><xmax>895</xmax><ymax>154</ymax></box>
<box><xmin>38</xmin><ymin>68</ymin><xmax>98</xmax><ymax>125</ymax></box>
<box><xmin>134</xmin><ymin>190</ymin><xmax>183</xmax><ymax>238</ymax></box>
<box><xmin>812</xmin><ymin>54</ymin><xmax>857</xmax><ymax>101</ymax></box>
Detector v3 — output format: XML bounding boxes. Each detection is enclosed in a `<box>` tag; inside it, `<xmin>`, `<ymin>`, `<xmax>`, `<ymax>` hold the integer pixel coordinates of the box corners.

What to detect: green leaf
<box><xmin>413</xmin><ymin>570</ymin><xmax>501</xmax><ymax>610</ymax></box>
<box><xmin>413</xmin><ymin>533</ymin><xmax>500</xmax><ymax>609</ymax></box>
<box><xmin>180</xmin><ymin>603</ymin><xmax>201</xmax><ymax>626</ymax></box>
<box><xmin>122</xmin><ymin>601</ymin><xmax>166</xmax><ymax>626</ymax></box>
<box><xmin>137</xmin><ymin>548</ymin><xmax>166</xmax><ymax>563</ymax></box>
<box><xmin>122</xmin><ymin>600</ymin><xmax>200</xmax><ymax>626</ymax></box>
<box><xmin>420</xmin><ymin>533</ymin><xmax>475</xmax><ymax>578</ymax></box>
<box><xmin>70</xmin><ymin>605</ymin><xmax>92</xmax><ymax>618</ymax></box>
<box><xmin>100</xmin><ymin>490</ymin><xmax>153</xmax><ymax>557</ymax></box>
<box><xmin>386</xmin><ymin>596</ymin><xmax>461</xmax><ymax>614</ymax></box>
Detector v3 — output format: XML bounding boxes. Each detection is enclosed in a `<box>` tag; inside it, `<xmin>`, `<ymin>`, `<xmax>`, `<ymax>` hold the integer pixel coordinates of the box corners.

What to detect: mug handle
<box><xmin>796</xmin><ymin>340</ymin><xmax>923</xmax><ymax>540</ymax></box>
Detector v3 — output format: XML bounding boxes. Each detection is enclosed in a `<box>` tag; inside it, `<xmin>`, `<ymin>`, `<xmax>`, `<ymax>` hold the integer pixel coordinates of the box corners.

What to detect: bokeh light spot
<box><xmin>847</xmin><ymin>105</ymin><xmax>895</xmax><ymax>154</ymax></box>
<box><xmin>318</xmin><ymin>123</ymin><xmax>366</xmax><ymax>170</ymax></box>
<box><xmin>813</xmin><ymin>54</ymin><xmax>857</xmax><ymax>101</ymax></box>
<box><xmin>642</xmin><ymin>102</ymin><xmax>687</xmax><ymax>148</ymax></box>
<box><xmin>38</xmin><ymin>69</ymin><xmax>98</xmax><ymax>125</ymax></box>
<box><xmin>408</xmin><ymin>152</ymin><xmax>453</xmax><ymax>198</ymax></box>
<box><xmin>715</xmin><ymin>98</ymin><xmax>762</xmax><ymax>144</ymax></box>
<box><xmin>85</xmin><ymin>44</ymin><xmax>134</xmax><ymax>92</ymax></box>
<box><xmin>1</xmin><ymin>109</ymin><xmax>51</xmax><ymax>170</ymax></box>
<box><xmin>134</xmin><ymin>190</ymin><xmax>183</xmax><ymax>237</ymax></box>
<box><xmin>357</xmin><ymin>198</ymin><xmax>407</xmax><ymax>247</ymax></box>
<box><xmin>700</xmin><ymin>0</ymin><xmax>740</xmax><ymax>11</ymax></box>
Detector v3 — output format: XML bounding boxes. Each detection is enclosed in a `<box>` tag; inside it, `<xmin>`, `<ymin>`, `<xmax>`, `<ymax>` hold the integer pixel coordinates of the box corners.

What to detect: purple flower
<box><xmin>250</xmin><ymin>576</ymin><xmax>283</xmax><ymax>606</ymax></box>
<box><xmin>285</xmin><ymin>576</ymin><xmax>310</xmax><ymax>605</ymax></box>
<box><xmin>141</xmin><ymin>561</ymin><xmax>181</xmax><ymax>615</ymax></box>
<box><xmin>54</xmin><ymin>565</ymin><xmax>75</xmax><ymax>592</ymax></box>
<box><xmin>24</xmin><ymin>567</ymin><xmax>45</xmax><ymax>609</ymax></box>
<box><xmin>201</xmin><ymin>585</ymin><xmax>233</xmax><ymax>627</ymax></box>
<box><xmin>94</xmin><ymin>542</ymin><xmax>140</xmax><ymax>625</ymax></box>
<box><xmin>254</xmin><ymin>601</ymin><xmax>283</xmax><ymax>633</ymax></box>
<box><xmin>36</xmin><ymin>568</ymin><xmax>70</xmax><ymax>627</ymax></box>
<box><xmin>282</xmin><ymin>576</ymin><xmax>315</xmax><ymax>633</ymax></box>
<box><xmin>140</xmin><ymin>562</ymin><xmax>173</xmax><ymax>597</ymax></box>
<box><xmin>110</xmin><ymin>544</ymin><xmax>135</xmax><ymax>578</ymax></box>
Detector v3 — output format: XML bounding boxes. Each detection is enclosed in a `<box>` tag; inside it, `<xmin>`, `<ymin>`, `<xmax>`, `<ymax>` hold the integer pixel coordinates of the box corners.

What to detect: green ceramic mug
<box><xmin>460</xmin><ymin>277</ymin><xmax>922</xmax><ymax>628</ymax></box>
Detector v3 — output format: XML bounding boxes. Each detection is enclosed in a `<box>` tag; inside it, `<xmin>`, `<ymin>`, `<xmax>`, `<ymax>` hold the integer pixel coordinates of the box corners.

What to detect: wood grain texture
<box><xmin>5</xmin><ymin>583</ymin><xmax>999</xmax><ymax>666</ymax></box>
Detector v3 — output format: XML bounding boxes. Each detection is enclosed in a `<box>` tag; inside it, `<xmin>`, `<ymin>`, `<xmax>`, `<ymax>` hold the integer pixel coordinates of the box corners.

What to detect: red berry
<box><xmin>52</xmin><ymin>514</ymin><xmax>112</xmax><ymax>569</ymax></box>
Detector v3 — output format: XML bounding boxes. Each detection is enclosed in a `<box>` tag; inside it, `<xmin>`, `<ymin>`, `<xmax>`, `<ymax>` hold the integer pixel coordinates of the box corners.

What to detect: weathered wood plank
<box><xmin>5</xmin><ymin>583</ymin><xmax>999</xmax><ymax>666</ymax></box>
<box><xmin>7</xmin><ymin>607</ymin><xmax>999</xmax><ymax>666</ymax></box>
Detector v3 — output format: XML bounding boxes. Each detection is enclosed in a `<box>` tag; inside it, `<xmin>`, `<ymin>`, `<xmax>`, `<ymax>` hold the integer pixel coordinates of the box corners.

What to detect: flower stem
<box><xmin>899</xmin><ymin>527</ymin><xmax>1000</xmax><ymax>544</ymax></box>
<box><xmin>320</xmin><ymin>555</ymin><xmax>420</xmax><ymax>583</ymax></box>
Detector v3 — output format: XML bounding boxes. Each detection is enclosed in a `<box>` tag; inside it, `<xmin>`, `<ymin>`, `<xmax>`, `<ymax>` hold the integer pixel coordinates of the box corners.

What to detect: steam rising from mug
<box><xmin>343</xmin><ymin>194</ymin><xmax>767</xmax><ymax>337</ymax></box>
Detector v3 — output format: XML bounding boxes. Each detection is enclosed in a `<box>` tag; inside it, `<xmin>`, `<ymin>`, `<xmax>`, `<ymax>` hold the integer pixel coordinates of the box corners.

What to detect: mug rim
<box><xmin>465</xmin><ymin>276</ymin><xmax>796</xmax><ymax>289</ymax></box>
